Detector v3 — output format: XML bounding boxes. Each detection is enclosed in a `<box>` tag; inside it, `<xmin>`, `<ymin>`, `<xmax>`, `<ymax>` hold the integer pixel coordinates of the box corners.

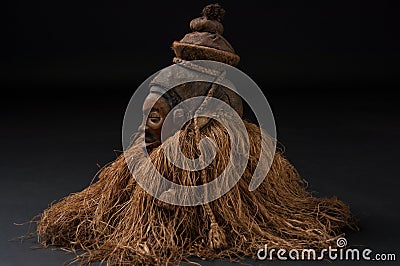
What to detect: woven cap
<box><xmin>172</xmin><ymin>4</ymin><xmax>240</xmax><ymax>66</ymax></box>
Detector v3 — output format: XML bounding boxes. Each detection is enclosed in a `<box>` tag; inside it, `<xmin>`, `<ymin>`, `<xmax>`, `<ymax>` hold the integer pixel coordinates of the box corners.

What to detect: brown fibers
<box><xmin>36</xmin><ymin>120</ymin><xmax>353</xmax><ymax>265</ymax></box>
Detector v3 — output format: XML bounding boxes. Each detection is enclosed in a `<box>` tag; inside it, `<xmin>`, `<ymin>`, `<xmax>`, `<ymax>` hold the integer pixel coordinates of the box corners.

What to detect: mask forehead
<box><xmin>143</xmin><ymin>93</ymin><xmax>165</xmax><ymax>112</ymax></box>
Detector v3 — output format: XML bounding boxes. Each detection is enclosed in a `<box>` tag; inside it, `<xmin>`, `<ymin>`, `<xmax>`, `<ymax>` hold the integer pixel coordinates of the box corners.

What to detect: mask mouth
<box><xmin>136</xmin><ymin>128</ymin><xmax>162</xmax><ymax>154</ymax></box>
<box><xmin>145</xmin><ymin>130</ymin><xmax>158</xmax><ymax>143</ymax></box>
<box><xmin>145</xmin><ymin>134</ymin><xmax>157</xmax><ymax>143</ymax></box>
<box><xmin>145</xmin><ymin>140</ymin><xmax>161</xmax><ymax>154</ymax></box>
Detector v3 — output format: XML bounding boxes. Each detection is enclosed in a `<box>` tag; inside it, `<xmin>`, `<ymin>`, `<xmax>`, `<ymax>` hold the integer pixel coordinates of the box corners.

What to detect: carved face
<box><xmin>141</xmin><ymin>92</ymin><xmax>172</xmax><ymax>153</ymax></box>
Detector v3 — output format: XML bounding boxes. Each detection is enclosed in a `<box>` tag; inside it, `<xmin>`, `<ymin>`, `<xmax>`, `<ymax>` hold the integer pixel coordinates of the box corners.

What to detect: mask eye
<box><xmin>148</xmin><ymin>111</ymin><xmax>161</xmax><ymax>124</ymax></box>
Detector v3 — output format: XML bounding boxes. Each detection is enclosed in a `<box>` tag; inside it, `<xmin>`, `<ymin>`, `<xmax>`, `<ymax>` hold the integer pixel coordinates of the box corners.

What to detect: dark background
<box><xmin>1</xmin><ymin>0</ymin><xmax>399</xmax><ymax>265</ymax></box>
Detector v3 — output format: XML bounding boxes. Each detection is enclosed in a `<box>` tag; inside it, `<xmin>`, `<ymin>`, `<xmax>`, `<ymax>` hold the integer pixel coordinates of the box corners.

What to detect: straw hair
<box><xmin>36</xmin><ymin>118</ymin><xmax>352</xmax><ymax>265</ymax></box>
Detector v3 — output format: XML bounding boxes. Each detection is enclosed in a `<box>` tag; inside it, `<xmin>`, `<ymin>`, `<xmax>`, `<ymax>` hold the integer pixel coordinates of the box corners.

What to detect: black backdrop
<box><xmin>1</xmin><ymin>0</ymin><xmax>399</xmax><ymax>265</ymax></box>
<box><xmin>3</xmin><ymin>0</ymin><xmax>399</xmax><ymax>90</ymax></box>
